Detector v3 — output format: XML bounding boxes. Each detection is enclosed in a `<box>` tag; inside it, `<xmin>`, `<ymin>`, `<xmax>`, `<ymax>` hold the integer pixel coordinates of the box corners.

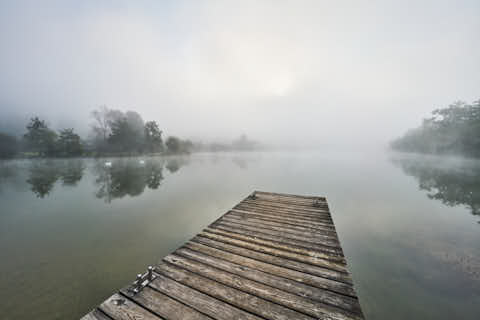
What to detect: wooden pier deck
<box><xmin>81</xmin><ymin>191</ymin><xmax>364</xmax><ymax>320</ymax></box>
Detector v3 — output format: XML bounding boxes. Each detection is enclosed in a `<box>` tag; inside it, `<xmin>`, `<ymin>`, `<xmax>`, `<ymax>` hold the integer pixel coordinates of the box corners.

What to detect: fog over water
<box><xmin>1</xmin><ymin>0</ymin><xmax>479</xmax><ymax>148</ymax></box>
<box><xmin>1</xmin><ymin>152</ymin><xmax>480</xmax><ymax>320</ymax></box>
<box><xmin>1</xmin><ymin>2</ymin><xmax>480</xmax><ymax>319</ymax></box>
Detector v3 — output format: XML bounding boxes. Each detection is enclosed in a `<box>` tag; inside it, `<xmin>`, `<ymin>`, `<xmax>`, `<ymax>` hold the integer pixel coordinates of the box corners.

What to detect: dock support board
<box><xmin>81</xmin><ymin>191</ymin><xmax>364</xmax><ymax>320</ymax></box>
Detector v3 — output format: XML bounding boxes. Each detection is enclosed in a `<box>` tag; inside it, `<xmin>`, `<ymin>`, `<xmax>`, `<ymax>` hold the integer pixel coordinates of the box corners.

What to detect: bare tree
<box><xmin>90</xmin><ymin>105</ymin><xmax>110</xmax><ymax>143</ymax></box>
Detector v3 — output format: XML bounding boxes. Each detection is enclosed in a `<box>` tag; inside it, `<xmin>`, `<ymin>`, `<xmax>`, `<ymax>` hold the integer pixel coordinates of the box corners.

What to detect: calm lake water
<box><xmin>0</xmin><ymin>151</ymin><xmax>479</xmax><ymax>319</ymax></box>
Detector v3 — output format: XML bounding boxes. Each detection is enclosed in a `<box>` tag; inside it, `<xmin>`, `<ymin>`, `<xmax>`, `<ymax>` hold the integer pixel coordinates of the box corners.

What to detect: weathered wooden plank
<box><xmin>193</xmin><ymin>235</ymin><xmax>353</xmax><ymax>285</ymax></box>
<box><xmin>245</xmin><ymin>192</ymin><xmax>329</xmax><ymax>205</ymax></box>
<box><xmin>237</xmin><ymin>201</ymin><xmax>331</xmax><ymax>216</ymax></box>
<box><xmin>253</xmin><ymin>191</ymin><xmax>328</xmax><ymax>205</ymax></box>
<box><xmin>156</xmin><ymin>262</ymin><xmax>316</xmax><ymax>320</ymax></box>
<box><xmin>164</xmin><ymin>253</ymin><xmax>361</xmax><ymax>320</ymax></box>
<box><xmin>239</xmin><ymin>200</ymin><xmax>330</xmax><ymax>215</ymax></box>
<box><xmin>209</xmin><ymin>223</ymin><xmax>343</xmax><ymax>256</ymax></box>
<box><xmin>232</xmin><ymin>205</ymin><xmax>333</xmax><ymax>221</ymax></box>
<box><xmin>212</xmin><ymin>219</ymin><xmax>343</xmax><ymax>250</ymax></box>
<box><xmin>220</xmin><ymin>216</ymin><xmax>341</xmax><ymax>246</ymax></box>
<box><xmin>99</xmin><ymin>293</ymin><xmax>161</xmax><ymax>320</ymax></box>
<box><xmin>120</xmin><ymin>286</ymin><xmax>212</xmax><ymax>320</ymax></box>
<box><xmin>235</xmin><ymin>204</ymin><xmax>332</xmax><ymax>221</ymax></box>
<box><xmin>225</xmin><ymin>212</ymin><xmax>336</xmax><ymax>236</ymax></box>
<box><xmin>148</xmin><ymin>273</ymin><xmax>262</xmax><ymax>320</ymax></box>
<box><xmin>81</xmin><ymin>309</ymin><xmax>111</xmax><ymax>320</ymax></box>
<box><xmin>246</xmin><ymin>192</ymin><xmax>328</xmax><ymax>203</ymax></box>
<box><xmin>222</xmin><ymin>215</ymin><xmax>336</xmax><ymax>240</ymax></box>
<box><xmin>255</xmin><ymin>190</ymin><xmax>324</xmax><ymax>200</ymax></box>
<box><xmin>242</xmin><ymin>195</ymin><xmax>329</xmax><ymax>208</ymax></box>
<box><xmin>239</xmin><ymin>200</ymin><xmax>328</xmax><ymax>212</ymax></box>
<box><xmin>228</xmin><ymin>209</ymin><xmax>335</xmax><ymax>230</ymax></box>
<box><xmin>241</xmin><ymin>198</ymin><xmax>329</xmax><ymax>213</ymax></box>
<box><xmin>227</xmin><ymin>210</ymin><xmax>337</xmax><ymax>234</ymax></box>
<box><xmin>241</xmin><ymin>196</ymin><xmax>328</xmax><ymax>212</ymax></box>
<box><xmin>204</xmin><ymin>226</ymin><xmax>346</xmax><ymax>263</ymax></box>
<box><xmin>231</xmin><ymin>206</ymin><xmax>334</xmax><ymax>223</ymax></box>
<box><xmin>199</xmin><ymin>231</ymin><xmax>348</xmax><ymax>275</ymax></box>
<box><xmin>232</xmin><ymin>209</ymin><xmax>333</xmax><ymax>228</ymax></box>
<box><xmin>184</xmin><ymin>241</ymin><xmax>356</xmax><ymax>297</ymax></box>
<box><xmin>231</xmin><ymin>208</ymin><xmax>335</xmax><ymax>227</ymax></box>
<box><xmin>176</xmin><ymin>246</ymin><xmax>362</xmax><ymax>315</ymax></box>
<box><xmin>241</xmin><ymin>198</ymin><xmax>328</xmax><ymax>213</ymax></box>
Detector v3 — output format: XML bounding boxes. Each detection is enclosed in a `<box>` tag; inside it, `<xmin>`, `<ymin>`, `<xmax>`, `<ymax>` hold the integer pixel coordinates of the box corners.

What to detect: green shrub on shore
<box><xmin>391</xmin><ymin>99</ymin><xmax>480</xmax><ymax>157</ymax></box>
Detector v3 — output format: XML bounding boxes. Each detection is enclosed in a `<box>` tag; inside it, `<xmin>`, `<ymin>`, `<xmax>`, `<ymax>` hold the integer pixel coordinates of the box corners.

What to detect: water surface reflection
<box><xmin>0</xmin><ymin>157</ymin><xmax>190</xmax><ymax>201</ymax></box>
<box><xmin>392</xmin><ymin>155</ymin><xmax>480</xmax><ymax>216</ymax></box>
<box><xmin>93</xmin><ymin>159</ymin><xmax>166</xmax><ymax>202</ymax></box>
<box><xmin>26</xmin><ymin>160</ymin><xmax>86</xmax><ymax>197</ymax></box>
<box><xmin>0</xmin><ymin>152</ymin><xmax>479</xmax><ymax>320</ymax></box>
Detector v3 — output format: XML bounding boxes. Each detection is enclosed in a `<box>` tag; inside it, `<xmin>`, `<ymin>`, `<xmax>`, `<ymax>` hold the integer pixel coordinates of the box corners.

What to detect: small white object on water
<box><xmin>139</xmin><ymin>160</ymin><xmax>145</xmax><ymax>165</ymax></box>
<box><xmin>105</xmin><ymin>161</ymin><xmax>112</xmax><ymax>167</ymax></box>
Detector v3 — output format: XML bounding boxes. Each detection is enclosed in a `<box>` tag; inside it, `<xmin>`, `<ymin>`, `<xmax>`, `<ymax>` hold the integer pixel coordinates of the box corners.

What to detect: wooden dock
<box><xmin>81</xmin><ymin>191</ymin><xmax>364</xmax><ymax>320</ymax></box>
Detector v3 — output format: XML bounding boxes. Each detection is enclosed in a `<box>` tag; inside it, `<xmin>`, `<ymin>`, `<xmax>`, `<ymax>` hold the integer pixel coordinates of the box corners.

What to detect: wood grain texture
<box><xmin>225</xmin><ymin>210</ymin><xmax>333</xmax><ymax>231</ymax></box>
<box><xmin>219</xmin><ymin>216</ymin><xmax>341</xmax><ymax>247</ymax></box>
<box><xmin>255</xmin><ymin>190</ymin><xmax>324</xmax><ymax>200</ymax></box>
<box><xmin>99</xmin><ymin>293</ymin><xmax>160</xmax><ymax>320</ymax></box>
<box><xmin>184</xmin><ymin>241</ymin><xmax>357</xmax><ymax>297</ymax></box>
<box><xmin>81</xmin><ymin>191</ymin><xmax>364</xmax><ymax>320</ymax></box>
<box><xmin>220</xmin><ymin>215</ymin><xmax>337</xmax><ymax>242</ymax></box>
<box><xmin>193</xmin><ymin>235</ymin><xmax>353</xmax><ymax>285</ymax></box>
<box><xmin>120</xmin><ymin>286</ymin><xmax>212</xmax><ymax>320</ymax></box>
<box><xmin>210</xmin><ymin>221</ymin><xmax>342</xmax><ymax>251</ymax></box>
<box><xmin>148</xmin><ymin>273</ymin><xmax>262</xmax><ymax>320</ymax></box>
<box><xmin>162</xmin><ymin>253</ymin><xmax>360</xmax><ymax>320</ymax></box>
<box><xmin>204</xmin><ymin>226</ymin><xmax>345</xmax><ymax>263</ymax></box>
<box><xmin>176</xmin><ymin>246</ymin><xmax>362</xmax><ymax>315</ymax></box>
<box><xmin>232</xmin><ymin>204</ymin><xmax>332</xmax><ymax>219</ymax></box>
<box><xmin>227</xmin><ymin>210</ymin><xmax>337</xmax><ymax>234</ymax></box>
<box><xmin>155</xmin><ymin>262</ymin><xmax>315</xmax><ymax>320</ymax></box>
<box><xmin>198</xmin><ymin>230</ymin><xmax>348</xmax><ymax>274</ymax></box>
<box><xmin>212</xmin><ymin>219</ymin><xmax>344</xmax><ymax>254</ymax></box>
<box><xmin>240</xmin><ymin>198</ymin><xmax>330</xmax><ymax>212</ymax></box>
<box><xmin>241</xmin><ymin>195</ymin><xmax>328</xmax><ymax>207</ymax></box>
<box><xmin>232</xmin><ymin>203</ymin><xmax>332</xmax><ymax>218</ymax></box>
<box><xmin>80</xmin><ymin>309</ymin><xmax>112</xmax><ymax>320</ymax></box>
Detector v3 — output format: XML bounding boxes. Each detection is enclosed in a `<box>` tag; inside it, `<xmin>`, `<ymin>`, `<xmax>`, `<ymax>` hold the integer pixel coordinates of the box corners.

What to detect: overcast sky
<box><xmin>0</xmin><ymin>0</ymin><xmax>479</xmax><ymax>149</ymax></box>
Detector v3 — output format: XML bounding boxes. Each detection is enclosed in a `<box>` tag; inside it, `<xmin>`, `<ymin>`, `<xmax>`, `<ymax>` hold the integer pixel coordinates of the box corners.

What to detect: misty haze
<box><xmin>0</xmin><ymin>1</ymin><xmax>479</xmax><ymax>320</ymax></box>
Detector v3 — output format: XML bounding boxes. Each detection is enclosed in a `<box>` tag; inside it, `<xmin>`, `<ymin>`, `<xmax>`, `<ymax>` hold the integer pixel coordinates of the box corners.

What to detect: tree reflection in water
<box><xmin>26</xmin><ymin>160</ymin><xmax>85</xmax><ymax>198</ymax></box>
<box><xmin>59</xmin><ymin>160</ymin><xmax>85</xmax><ymax>186</ymax></box>
<box><xmin>165</xmin><ymin>157</ymin><xmax>189</xmax><ymax>174</ymax></box>
<box><xmin>93</xmin><ymin>158</ymin><xmax>165</xmax><ymax>203</ymax></box>
<box><xmin>6</xmin><ymin>156</ymin><xmax>188</xmax><ymax>200</ymax></box>
<box><xmin>392</xmin><ymin>156</ymin><xmax>480</xmax><ymax>216</ymax></box>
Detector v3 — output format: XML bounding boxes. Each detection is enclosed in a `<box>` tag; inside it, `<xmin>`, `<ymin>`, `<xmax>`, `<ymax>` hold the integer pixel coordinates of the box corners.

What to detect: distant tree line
<box><xmin>89</xmin><ymin>105</ymin><xmax>193</xmax><ymax>155</ymax></box>
<box><xmin>193</xmin><ymin>134</ymin><xmax>261</xmax><ymax>152</ymax></box>
<box><xmin>0</xmin><ymin>106</ymin><xmax>194</xmax><ymax>158</ymax></box>
<box><xmin>391</xmin><ymin>99</ymin><xmax>480</xmax><ymax>158</ymax></box>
